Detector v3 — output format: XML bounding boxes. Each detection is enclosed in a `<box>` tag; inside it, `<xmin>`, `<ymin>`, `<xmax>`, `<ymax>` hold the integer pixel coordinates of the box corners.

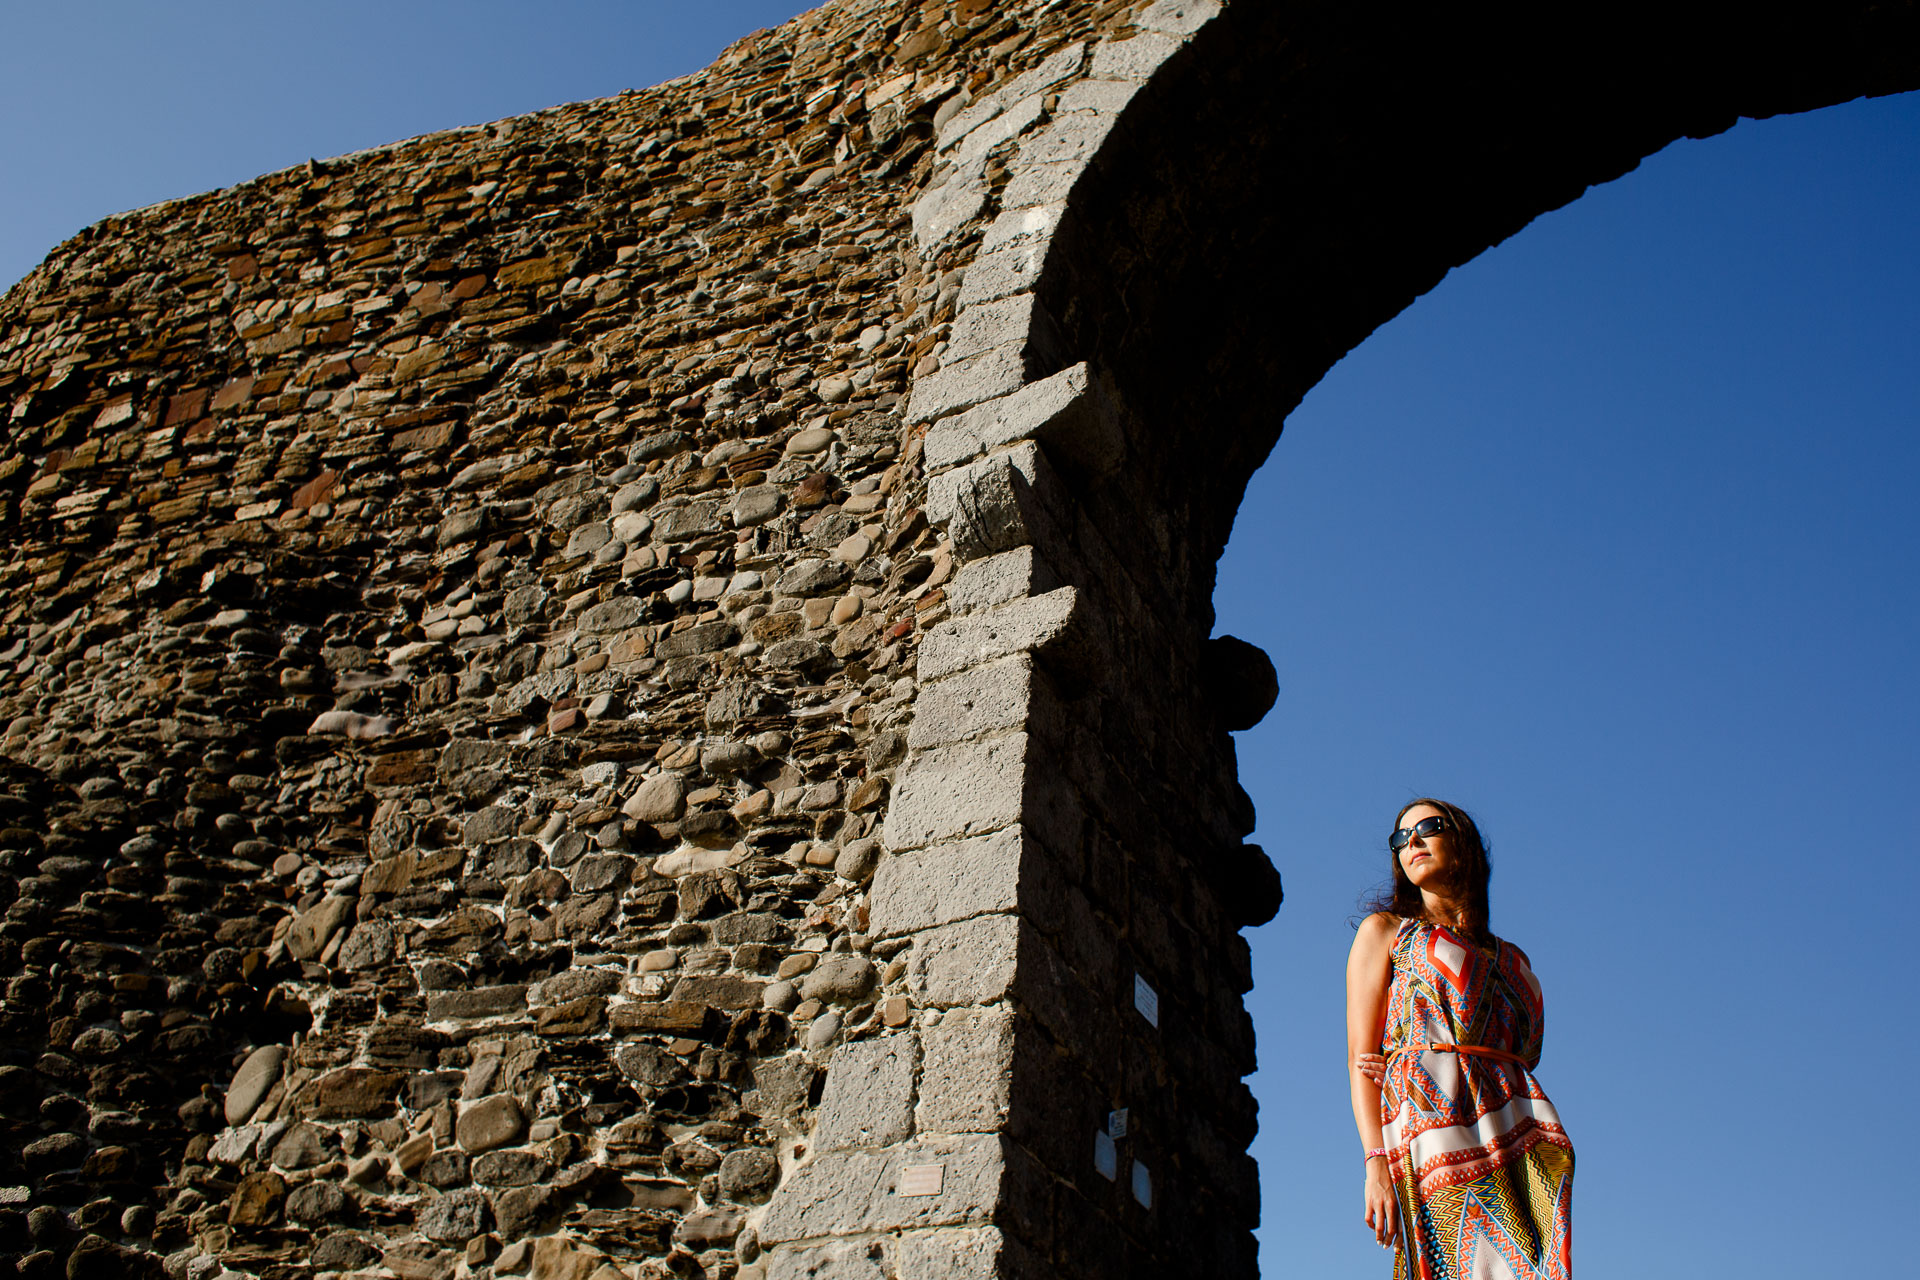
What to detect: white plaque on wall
<box><xmin>1133</xmin><ymin>974</ymin><xmax>1160</xmax><ymax>1027</ymax></box>
<box><xmin>1094</xmin><ymin>1130</ymin><xmax>1118</xmax><ymax>1180</ymax></box>
<box><xmin>898</xmin><ymin>1163</ymin><xmax>944</xmax><ymax>1197</ymax></box>
<box><xmin>1130</xmin><ymin>1159</ymin><xmax>1153</xmax><ymax>1209</ymax></box>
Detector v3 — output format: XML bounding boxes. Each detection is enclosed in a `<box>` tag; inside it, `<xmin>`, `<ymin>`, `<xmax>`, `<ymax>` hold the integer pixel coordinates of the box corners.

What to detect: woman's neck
<box><xmin>1418</xmin><ymin>890</ymin><xmax>1470</xmax><ymax>930</ymax></box>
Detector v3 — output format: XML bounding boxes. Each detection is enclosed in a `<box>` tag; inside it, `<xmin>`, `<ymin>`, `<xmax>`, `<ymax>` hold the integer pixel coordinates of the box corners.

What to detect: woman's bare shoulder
<box><xmin>1351</xmin><ymin>912</ymin><xmax>1401</xmax><ymax>952</ymax></box>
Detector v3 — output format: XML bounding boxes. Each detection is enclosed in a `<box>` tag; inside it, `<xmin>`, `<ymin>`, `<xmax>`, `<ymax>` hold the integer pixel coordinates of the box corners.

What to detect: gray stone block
<box><xmin>936</xmin><ymin>95</ymin><xmax>1006</xmax><ymax>153</ymax></box>
<box><xmin>978</xmin><ymin>202</ymin><xmax>1063</xmax><ymax>254</ymax></box>
<box><xmin>656</xmin><ymin>619</ymin><xmax>738</xmax><ymax>658</ymax></box>
<box><xmin>893</xmin><ymin>1229</ymin><xmax>1011</xmax><ymax>1280</ymax></box>
<box><xmin>925</xmin><ymin>365</ymin><xmax>1075</xmax><ymax>470</ymax></box>
<box><xmin>732</xmin><ymin>485</ymin><xmax>783</xmax><ymax>527</ymax></box>
<box><xmin>953</xmin><ymin>240</ymin><xmax>1047</xmax><ymax>309</ymax></box>
<box><xmin>1057</xmin><ymin>77</ymin><xmax>1145</xmax><ymax>115</ymax></box>
<box><xmin>945</xmin><ymin>547</ymin><xmax>1063</xmax><ymax>616</ymax></box>
<box><xmin>767</xmin><ymin>1241</ymin><xmax>886</xmax><ymax>1280</ymax></box>
<box><xmin>999</xmin><ymin>41</ymin><xmax>1090</xmax><ymax>106</ymax></box>
<box><xmin>777</xmin><ymin>557</ymin><xmax>854</xmax><ymax>596</ymax></box>
<box><xmin>882</xmin><ymin>734</ymin><xmax>1028</xmax><ymax>852</ymax></box>
<box><xmin>951</xmin><ymin>91</ymin><xmax>1047</xmax><ymax>169</ymax></box>
<box><xmin>915</xmin><ymin>587</ymin><xmax>1082</xmax><ymax>683</ymax></box>
<box><xmin>911</xmin><ymin>167</ymin><xmax>990</xmax><ymax>248</ymax></box>
<box><xmin>927</xmin><ymin>446</ymin><xmax>1063</xmax><ymax>562</ymax></box>
<box><xmin>766</xmin><ymin>1229</ymin><xmax>1016</xmax><ymax>1280</ymax></box>
<box><xmin>908</xmin><ymin>655</ymin><xmax>1038</xmax><ymax>751</ymax></box>
<box><xmin>995</xmin><ymin>925</ymin><xmax>1114</xmax><ymax>1071</ymax></box>
<box><xmin>905</xmin><ymin>915</ymin><xmax>1019</xmax><ymax>1008</ymax></box>
<box><xmin>417</xmin><ymin>1187</ymin><xmax>490</xmax><ymax>1243</ymax></box>
<box><xmin>654</xmin><ymin>499</ymin><xmax>722</xmax><ymax>539</ymax></box>
<box><xmin>998</xmin><ymin>160</ymin><xmax>1085</xmax><ymax>212</ymax></box>
<box><xmin>1088</xmin><ymin>31</ymin><xmax>1186</xmax><ymax>81</ymax></box>
<box><xmin>813</xmin><ymin>1034</ymin><xmax>917</xmax><ymax>1150</ymax></box>
<box><xmin>756</xmin><ymin>1135</ymin><xmax>1003</xmax><ymax>1244</ymax></box>
<box><xmin>1015</xmin><ymin>109</ymin><xmax>1118</xmax><ymax>170</ymax></box>
<box><xmin>925</xmin><ymin>362</ymin><xmax>1126</xmax><ymax>478</ymax></box>
<box><xmin>1137</xmin><ymin>0</ymin><xmax>1223</xmax><ymax>36</ymax></box>
<box><xmin>943</xmin><ymin>294</ymin><xmax>1039</xmax><ymax>368</ymax></box>
<box><xmin>751</xmin><ymin>1055</ymin><xmax>819</xmax><ymax>1119</ymax></box>
<box><xmin>917</xmin><ymin>1009</ymin><xmax>1013</xmax><ymax>1135</ymax></box>
<box><xmin>905</xmin><ymin>345</ymin><xmax>1028</xmax><ymax>426</ymax></box>
<box><xmin>570</xmin><ymin>853</ymin><xmax>634</xmax><ymax>894</ymax></box>
<box><xmin>870</xmin><ymin>826</ymin><xmax>1024</xmax><ymax>934</ymax></box>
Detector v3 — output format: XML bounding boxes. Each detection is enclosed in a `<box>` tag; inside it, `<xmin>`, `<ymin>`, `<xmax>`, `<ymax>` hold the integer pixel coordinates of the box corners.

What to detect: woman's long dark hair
<box><xmin>1361</xmin><ymin>797</ymin><xmax>1493</xmax><ymax>943</ymax></box>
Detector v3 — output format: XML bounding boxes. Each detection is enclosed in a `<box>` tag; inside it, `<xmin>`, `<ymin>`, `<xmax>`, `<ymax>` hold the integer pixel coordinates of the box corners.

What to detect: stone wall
<box><xmin>4</xmin><ymin>1</ymin><xmax>1918</xmax><ymax>1279</ymax></box>
<box><xmin>0</xmin><ymin>3</ymin><xmax>1152</xmax><ymax>1277</ymax></box>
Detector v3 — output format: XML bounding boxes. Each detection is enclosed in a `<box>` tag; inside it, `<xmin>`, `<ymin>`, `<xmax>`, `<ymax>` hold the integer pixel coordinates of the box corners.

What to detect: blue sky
<box><xmin>5</xmin><ymin>5</ymin><xmax>1916</xmax><ymax>1277</ymax></box>
<box><xmin>1222</xmin><ymin>92</ymin><xmax>1920</xmax><ymax>1276</ymax></box>
<box><xmin>0</xmin><ymin>2</ymin><xmax>810</xmax><ymax>291</ymax></box>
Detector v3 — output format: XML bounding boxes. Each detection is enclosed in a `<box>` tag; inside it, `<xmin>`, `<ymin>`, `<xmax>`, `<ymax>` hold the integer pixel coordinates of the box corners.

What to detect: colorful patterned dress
<box><xmin>1380</xmin><ymin>917</ymin><xmax>1574</xmax><ymax>1279</ymax></box>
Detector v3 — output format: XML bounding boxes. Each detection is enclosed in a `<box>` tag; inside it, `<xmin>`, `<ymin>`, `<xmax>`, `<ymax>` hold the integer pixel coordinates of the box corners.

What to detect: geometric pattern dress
<box><xmin>1380</xmin><ymin>917</ymin><xmax>1575</xmax><ymax>1279</ymax></box>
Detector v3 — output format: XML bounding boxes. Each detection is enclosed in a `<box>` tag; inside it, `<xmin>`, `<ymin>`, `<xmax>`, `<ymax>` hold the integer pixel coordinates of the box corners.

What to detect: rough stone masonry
<box><xmin>3</xmin><ymin>1</ymin><xmax>1917</xmax><ymax>1278</ymax></box>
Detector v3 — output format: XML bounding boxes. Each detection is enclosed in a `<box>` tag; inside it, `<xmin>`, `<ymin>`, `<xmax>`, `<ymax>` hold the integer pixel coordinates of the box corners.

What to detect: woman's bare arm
<box><xmin>1347</xmin><ymin>912</ymin><xmax>1400</xmax><ymax>1247</ymax></box>
<box><xmin>1347</xmin><ymin>913</ymin><xmax>1396</xmax><ymax>1147</ymax></box>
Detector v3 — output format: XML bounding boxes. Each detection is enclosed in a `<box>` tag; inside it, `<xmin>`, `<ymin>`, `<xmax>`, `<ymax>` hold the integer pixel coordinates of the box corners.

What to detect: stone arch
<box><xmin>789</xmin><ymin>1</ymin><xmax>1920</xmax><ymax>1275</ymax></box>
<box><xmin>982</xmin><ymin>0</ymin><xmax>1920</xmax><ymax>617</ymax></box>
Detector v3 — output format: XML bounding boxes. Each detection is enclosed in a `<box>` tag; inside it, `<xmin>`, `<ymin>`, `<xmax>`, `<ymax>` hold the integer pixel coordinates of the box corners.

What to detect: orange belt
<box><xmin>1394</xmin><ymin>1042</ymin><xmax>1533</xmax><ymax>1070</ymax></box>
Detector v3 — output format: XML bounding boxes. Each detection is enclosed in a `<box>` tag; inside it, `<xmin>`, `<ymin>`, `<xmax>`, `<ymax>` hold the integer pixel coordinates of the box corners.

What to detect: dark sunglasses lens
<box><xmin>1390</xmin><ymin>816</ymin><xmax>1447</xmax><ymax>851</ymax></box>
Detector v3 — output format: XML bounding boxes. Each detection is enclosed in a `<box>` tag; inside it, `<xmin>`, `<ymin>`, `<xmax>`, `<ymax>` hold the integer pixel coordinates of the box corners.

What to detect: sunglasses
<box><xmin>1389</xmin><ymin>814</ymin><xmax>1450</xmax><ymax>852</ymax></box>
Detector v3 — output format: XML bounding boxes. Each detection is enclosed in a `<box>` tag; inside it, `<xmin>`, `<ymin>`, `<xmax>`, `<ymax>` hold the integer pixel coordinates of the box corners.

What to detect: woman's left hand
<box><xmin>1353</xmin><ymin>1052</ymin><xmax>1388</xmax><ymax>1086</ymax></box>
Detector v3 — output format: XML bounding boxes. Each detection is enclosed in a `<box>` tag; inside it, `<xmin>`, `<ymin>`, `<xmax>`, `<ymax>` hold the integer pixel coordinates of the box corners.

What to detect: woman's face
<box><xmin>1395</xmin><ymin>803</ymin><xmax>1452</xmax><ymax>889</ymax></box>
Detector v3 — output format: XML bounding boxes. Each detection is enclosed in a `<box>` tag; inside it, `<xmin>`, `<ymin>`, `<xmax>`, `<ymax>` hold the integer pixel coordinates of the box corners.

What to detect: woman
<box><xmin>1345</xmin><ymin>799</ymin><xmax>1573</xmax><ymax>1278</ymax></box>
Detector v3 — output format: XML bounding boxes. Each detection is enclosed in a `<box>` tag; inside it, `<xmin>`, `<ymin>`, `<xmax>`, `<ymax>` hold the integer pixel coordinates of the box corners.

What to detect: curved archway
<box><xmin>1033</xmin><ymin>0</ymin><xmax>1920</xmax><ymax>594</ymax></box>
<box><xmin>886</xmin><ymin>2</ymin><xmax>1920</xmax><ymax>1273</ymax></box>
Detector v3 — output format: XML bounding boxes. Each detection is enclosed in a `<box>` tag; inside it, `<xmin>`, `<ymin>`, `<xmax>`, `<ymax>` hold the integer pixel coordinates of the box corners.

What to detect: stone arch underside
<box><xmin>1034</xmin><ymin>0</ymin><xmax>1920</xmax><ymax>610</ymax></box>
<box><xmin>0</xmin><ymin>2</ymin><xmax>1916</xmax><ymax>1280</ymax></box>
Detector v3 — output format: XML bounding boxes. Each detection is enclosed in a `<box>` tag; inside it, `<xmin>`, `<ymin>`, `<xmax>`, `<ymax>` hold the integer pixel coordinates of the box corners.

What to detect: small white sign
<box><xmin>1093</xmin><ymin>1130</ymin><xmax>1118</xmax><ymax>1181</ymax></box>
<box><xmin>1130</xmin><ymin>1159</ymin><xmax>1153</xmax><ymax>1209</ymax></box>
<box><xmin>1107</xmin><ymin>1108</ymin><xmax>1129</xmax><ymax>1140</ymax></box>
<box><xmin>1133</xmin><ymin>974</ymin><xmax>1160</xmax><ymax>1027</ymax></box>
<box><xmin>898</xmin><ymin>1163</ymin><xmax>944</xmax><ymax>1197</ymax></box>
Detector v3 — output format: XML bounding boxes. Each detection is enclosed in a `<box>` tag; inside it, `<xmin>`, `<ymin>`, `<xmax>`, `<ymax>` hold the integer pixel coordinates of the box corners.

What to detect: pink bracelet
<box><xmin>1364</xmin><ymin>1147</ymin><xmax>1388</xmax><ymax>1162</ymax></box>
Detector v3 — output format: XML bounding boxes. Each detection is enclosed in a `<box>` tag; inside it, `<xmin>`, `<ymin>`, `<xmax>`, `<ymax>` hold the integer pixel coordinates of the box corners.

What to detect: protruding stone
<box><xmin>224</xmin><ymin>1044</ymin><xmax>287</xmax><ymax>1125</ymax></box>
<box><xmin>785</xmin><ymin>427</ymin><xmax>835</xmax><ymax>454</ymax></box>
<box><xmin>227</xmin><ymin>1171</ymin><xmax>286</xmax><ymax>1227</ymax></box>
<box><xmin>1204</xmin><ymin>634</ymin><xmax>1279</xmax><ymax>730</ymax></box>
<box><xmin>719</xmin><ymin>1147</ymin><xmax>781</xmax><ymax>1203</ymax></box>
<box><xmin>622</xmin><ymin>775</ymin><xmax>685</xmax><ymax>823</ymax></box>
<box><xmin>457</xmin><ymin>1095</ymin><xmax>526</xmax><ymax>1153</ymax></box>
<box><xmin>799</xmin><ymin>954</ymin><xmax>876</xmax><ymax>1003</ymax></box>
